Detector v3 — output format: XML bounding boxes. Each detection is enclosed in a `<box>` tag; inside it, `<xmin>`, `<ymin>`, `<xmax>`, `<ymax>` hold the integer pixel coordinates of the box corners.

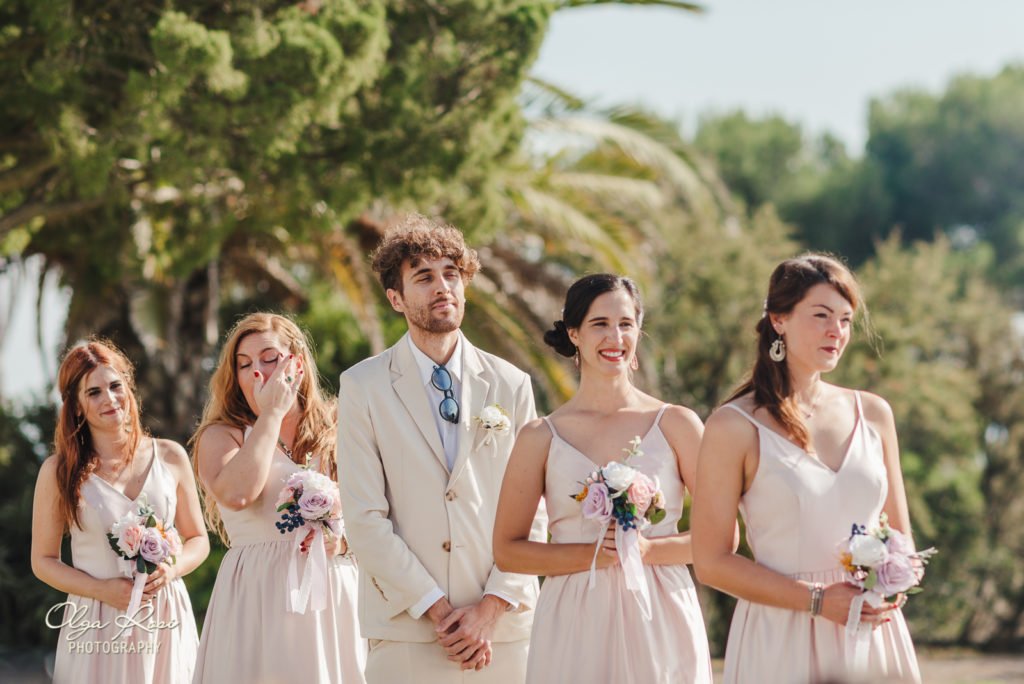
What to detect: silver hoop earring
<box><xmin>769</xmin><ymin>338</ymin><xmax>787</xmax><ymax>362</ymax></box>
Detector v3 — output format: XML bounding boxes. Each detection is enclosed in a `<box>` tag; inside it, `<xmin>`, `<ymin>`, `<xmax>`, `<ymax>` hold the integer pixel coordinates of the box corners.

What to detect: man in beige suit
<box><xmin>337</xmin><ymin>215</ymin><xmax>545</xmax><ymax>683</ymax></box>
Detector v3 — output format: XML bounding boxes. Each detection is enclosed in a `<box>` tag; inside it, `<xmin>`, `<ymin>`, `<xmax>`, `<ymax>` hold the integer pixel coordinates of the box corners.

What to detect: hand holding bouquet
<box><xmin>570</xmin><ymin>436</ymin><xmax>665</xmax><ymax>619</ymax></box>
<box><xmin>106</xmin><ymin>495</ymin><xmax>182</xmax><ymax>618</ymax></box>
<box><xmin>274</xmin><ymin>462</ymin><xmax>344</xmax><ymax>613</ymax></box>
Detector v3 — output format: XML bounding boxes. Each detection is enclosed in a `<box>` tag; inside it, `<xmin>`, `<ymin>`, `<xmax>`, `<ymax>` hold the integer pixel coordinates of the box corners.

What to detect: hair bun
<box><xmin>543</xmin><ymin>320</ymin><xmax>576</xmax><ymax>358</ymax></box>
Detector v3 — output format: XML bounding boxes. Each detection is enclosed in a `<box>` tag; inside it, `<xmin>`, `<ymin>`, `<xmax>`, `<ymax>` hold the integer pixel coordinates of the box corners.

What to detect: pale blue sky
<box><xmin>533</xmin><ymin>1</ymin><xmax>1024</xmax><ymax>150</ymax></box>
<box><xmin>6</xmin><ymin>1</ymin><xmax>1024</xmax><ymax>400</ymax></box>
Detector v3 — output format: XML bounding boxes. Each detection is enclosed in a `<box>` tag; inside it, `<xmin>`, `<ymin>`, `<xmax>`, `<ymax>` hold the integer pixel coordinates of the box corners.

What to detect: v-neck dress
<box><xmin>52</xmin><ymin>439</ymin><xmax>199</xmax><ymax>684</ymax></box>
<box><xmin>525</xmin><ymin>406</ymin><xmax>713</xmax><ymax>684</ymax></box>
<box><xmin>192</xmin><ymin>427</ymin><xmax>365</xmax><ymax>684</ymax></box>
<box><xmin>721</xmin><ymin>393</ymin><xmax>921</xmax><ymax>683</ymax></box>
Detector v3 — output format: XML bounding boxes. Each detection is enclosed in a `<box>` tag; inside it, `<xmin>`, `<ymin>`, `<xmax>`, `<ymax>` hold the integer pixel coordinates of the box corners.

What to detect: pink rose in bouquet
<box><xmin>116</xmin><ymin>524</ymin><xmax>145</xmax><ymax>557</ymax></box>
<box><xmin>626</xmin><ymin>472</ymin><xmax>658</xmax><ymax>514</ymax></box>
<box><xmin>164</xmin><ymin>526</ymin><xmax>184</xmax><ymax>557</ymax></box>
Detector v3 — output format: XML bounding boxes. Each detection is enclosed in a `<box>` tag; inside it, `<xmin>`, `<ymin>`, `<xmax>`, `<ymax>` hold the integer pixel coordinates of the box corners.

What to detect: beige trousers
<box><xmin>364</xmin><ymin>638</ymin><xmax>529</xmax><ymax>684</ymax></box>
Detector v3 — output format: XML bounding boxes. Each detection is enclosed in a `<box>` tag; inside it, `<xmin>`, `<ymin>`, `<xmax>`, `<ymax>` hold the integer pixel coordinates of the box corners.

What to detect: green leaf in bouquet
<box><xmin>136</xmin><ymin>555</ymin><xmax>146</xmax><ymax>574</ymax></box>
<box><xmin>905</xmin><ymin>587</ymin><xmax>923</xmax><ymax>595</ymax></box>
<box><xmin>144</xmin><ymin>561</ymin><xmax>158</xmax><ymax>574</ymax></box>
<box><xmin>146</xmin><ymin>515</ymin><xmax>157</xmax><ymax>528</ymax></box>
<box><xmin>648</xmin><ymin>507</ymin><xmax>667</xmax><ymax>525</ymax></box>
<box><xmin>107</xmin><ymin>534</ymin><xmax>123</xmax><ymax>557</ymax></box>
<box><xmin>864</xmin><ymin>568</ymin><xmax>878</xmax><ymax>591</ymax></box>
<box><xmin>276</xmin><ymin>502</ymin><xmax>292</xmax><ymax>512</ymax></box>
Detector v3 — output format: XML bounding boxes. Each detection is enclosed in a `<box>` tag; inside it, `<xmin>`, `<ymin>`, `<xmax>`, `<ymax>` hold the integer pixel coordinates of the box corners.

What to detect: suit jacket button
<box><xmin>442</xmin><ymin>541</ymin><xmax>451</xmax><ymax>552</ymax></box>
<box><xmin>446</xmin><ymin>491</ymin><xmax>456</xmax><ymax>501</ymax></box>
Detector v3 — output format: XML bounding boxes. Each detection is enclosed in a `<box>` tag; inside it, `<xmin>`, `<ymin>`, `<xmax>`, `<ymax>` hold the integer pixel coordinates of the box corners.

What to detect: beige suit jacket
<box><xmin>337</xmin><ymin>333</ymin><xmax>544</xmax><ymax>643</ymax></box>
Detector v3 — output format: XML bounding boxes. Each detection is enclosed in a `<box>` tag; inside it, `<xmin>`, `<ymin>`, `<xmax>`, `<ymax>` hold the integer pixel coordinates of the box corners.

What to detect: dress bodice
<box><xmin>542</xmin><ymin>405</ymin><xmax>685</xmax><ymax>544</ymax></box>
<box><xmin>73</xmin><ymin>438</ymin><xmax>177</xmax><ymax>580</ymax></box>
<box><xmin>725</xmin><ymin>392</ymin><xmax>888</xmax><ymax>576</ymax></box>
<box><xmin>218</xmin><ymin>427</ymin><xmax>328</xmax><ymax>547</ymax></box>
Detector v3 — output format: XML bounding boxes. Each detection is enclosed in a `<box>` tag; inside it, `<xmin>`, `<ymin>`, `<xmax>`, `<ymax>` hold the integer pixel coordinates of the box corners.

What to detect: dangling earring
<box><xmin>769</xmin><ymin>337</ymin><xmax>787</xmax><ymax>362</ymax></box>
<box><xmin>573</xmin><ymin>347</ymin><xmax>580</xmax><ymax>369</ymax></box>
<box><xmin>629</xmin><ymin>354</ymin><xmax>639</xmax><ymax>371</ymax></box>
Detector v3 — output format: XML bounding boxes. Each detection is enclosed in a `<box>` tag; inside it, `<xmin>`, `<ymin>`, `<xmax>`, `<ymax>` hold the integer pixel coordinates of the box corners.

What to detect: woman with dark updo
<box><xmin>493</xmin><ymin>274</ymin><xmax>713</xmax><ymax>683</ymax></box>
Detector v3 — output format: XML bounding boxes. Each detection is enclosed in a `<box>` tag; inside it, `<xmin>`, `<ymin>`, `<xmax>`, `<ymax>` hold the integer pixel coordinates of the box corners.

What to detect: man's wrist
<box><xmin>480</xmin><ymin>593</ymin><xmax>510</xmax><ymax>618</ymax></box>
<box><xmin>425</xmin><ymin>596</ymin><xmax>451</xmax><ymax>625</ymax></box>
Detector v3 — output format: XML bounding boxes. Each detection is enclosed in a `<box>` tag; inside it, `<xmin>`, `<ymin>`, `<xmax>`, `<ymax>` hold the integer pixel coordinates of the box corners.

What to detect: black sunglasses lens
<box><xmin>431</xmin><ymin>367</ymin><xmax>453</xmax><ymax>391</ymax></box>
<box><xmin>439</xmin><ymin>396</ymin><xmax>459</xmax><ymax>423</ymax></box>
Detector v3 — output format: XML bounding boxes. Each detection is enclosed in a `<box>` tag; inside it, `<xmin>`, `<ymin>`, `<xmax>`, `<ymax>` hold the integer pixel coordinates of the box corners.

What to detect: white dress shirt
<box><xmin>408</xmin><ymin>333</ymin><xmax>463</xmax><ymax>472</ymax></box>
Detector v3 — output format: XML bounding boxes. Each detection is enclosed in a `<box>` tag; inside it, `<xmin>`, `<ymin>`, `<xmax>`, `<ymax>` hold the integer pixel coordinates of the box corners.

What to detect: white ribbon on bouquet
<box><xmin>118</xmin><ymin>559</ymin><xmax>148</xmax><ymax>638</ymax></box>
<box><xmin>845</xmin><ymin>590</ymin><xmax>883</xmax><ymax>672</ymax></box>
<box><xmin>587</xmin><ymin>520</ymin><xmax>652</xmax><ymax>621</ymax></box>
<box><xmin>287</xmin><ymin>526</ymin><xmax>328</xmax><ymax>614</ymax></box>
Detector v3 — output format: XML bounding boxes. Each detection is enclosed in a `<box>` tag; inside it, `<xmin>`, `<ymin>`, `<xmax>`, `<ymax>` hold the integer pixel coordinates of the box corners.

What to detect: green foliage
<box><xmin>0</xmin><ymin>402</ymin><xmax>62</xmax><ymax>649</ymax></box>
<box><xmin>693</xmin><ymin>111</ymin><xmax>805</xmax><ymax>212</ymax></box>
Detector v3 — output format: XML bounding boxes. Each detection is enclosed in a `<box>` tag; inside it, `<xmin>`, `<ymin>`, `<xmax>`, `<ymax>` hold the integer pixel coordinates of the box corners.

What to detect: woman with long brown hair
<box><xmin>692</xmin><ymin>254</ymin><xmax>922</xmax><ymax>682</ymax></box>
<box><xmin>191</xmin><ymin>312</ymin><xmax>364</xmax><ymax>683</ymax></box>
<box><xmin>31</xmin><ymin>339</ymin><xmax>207</xmax><ymax>683</ymax></box>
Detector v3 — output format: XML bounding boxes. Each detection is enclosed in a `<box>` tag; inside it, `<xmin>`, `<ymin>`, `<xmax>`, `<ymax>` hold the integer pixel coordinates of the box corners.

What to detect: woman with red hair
<box><xmin>31</xmin><ymin>339</ymin><xmax>208</xmax><ymax>683</ymax></box>
<box><xmin>191</xmin><ymin>312</ymin><xmax>364</xmax><ymax>684</ymax></box>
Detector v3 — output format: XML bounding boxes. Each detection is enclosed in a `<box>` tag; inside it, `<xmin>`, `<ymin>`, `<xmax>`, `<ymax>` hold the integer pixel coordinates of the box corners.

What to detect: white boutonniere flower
<box><xmin>475</xmin><ymin>404</ymin><xmax>512</xmax><ymax>446</ymax></box>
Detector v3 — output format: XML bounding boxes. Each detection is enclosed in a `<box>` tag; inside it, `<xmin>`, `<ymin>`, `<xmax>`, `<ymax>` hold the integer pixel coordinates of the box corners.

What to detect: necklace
<box><xmin>797</xmin><ymin>386</ymin><xmax>824</xmax><ymax>420</ymax></box>
<box><xmin>277</xmin><ymin>438</ymin><xmax>294</xmax><ymax>459</ymax></box>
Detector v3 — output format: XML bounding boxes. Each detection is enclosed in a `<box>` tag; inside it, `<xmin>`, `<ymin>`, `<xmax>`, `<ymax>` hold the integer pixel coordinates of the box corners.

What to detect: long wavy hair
<box><xmin>191</xmin><ymin>313</ymin><xmax>337</xmax><ymax>545</ymax></box>
<box><xmin>54</xmin><ymin>339</ymin><xmax>144</xmax><ymax>530</ymax></box>
<box><xmin>725</xmin><ymin>254</ymin><xmax>865</xmax><ymax>450</ymax></box>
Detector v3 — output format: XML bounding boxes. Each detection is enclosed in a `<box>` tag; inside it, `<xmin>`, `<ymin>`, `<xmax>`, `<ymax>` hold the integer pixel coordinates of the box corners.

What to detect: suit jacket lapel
<box><xmin>450</xmin><ymin>340</ymin><xmax>493</xmax><ymax>485</ymax></box>
<box><xmin>390</xmin><ymin>335</ymin><xmax>448</xmax><ymax>472</ymax></box>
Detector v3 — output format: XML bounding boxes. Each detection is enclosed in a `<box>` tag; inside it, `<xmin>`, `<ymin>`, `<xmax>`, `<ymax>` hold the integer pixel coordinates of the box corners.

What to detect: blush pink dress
<box><xmin>192</xmin><ymin>428</ymin><xmax>366</xmax><ymax>684</ymax></box>
<box><xmin>721</xmin><ymin>393</ymin><xmax>922</xmax><ymax>684</ymax></box>
<box><xmin>52</xmin><ymin>439</ymin><xmax>199</xmax><ymax>684</ymax></box>
<box><xmin>525</xmin><ymin>406</ymin><xmax>713</xmax><ymax>684</ymax></box>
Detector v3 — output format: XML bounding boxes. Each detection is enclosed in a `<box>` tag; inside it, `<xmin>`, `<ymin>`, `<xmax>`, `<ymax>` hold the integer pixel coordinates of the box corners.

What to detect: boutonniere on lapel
<box><xmin>474</xmin><ymin>404</ymin><xmax>512</xmax><ymax>446</ymax></box>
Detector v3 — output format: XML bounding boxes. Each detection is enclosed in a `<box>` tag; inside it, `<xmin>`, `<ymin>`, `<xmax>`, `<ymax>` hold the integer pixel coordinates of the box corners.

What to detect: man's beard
<box><xmin>406</xmin><ymin>300</ymin><xmax>463</xmax><ymax>334</ymax></box>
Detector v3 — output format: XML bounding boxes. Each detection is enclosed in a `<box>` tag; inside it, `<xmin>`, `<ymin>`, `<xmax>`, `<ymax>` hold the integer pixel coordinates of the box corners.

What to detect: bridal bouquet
<box><xmin>107</xmin><ymin>495</ymin><xmax>183</xmax><ymax>618</ymax></box>
<box><xmin>839</xmin><ymin>513</ymin><xmax>937</xmax><ymax>599</ymax></box>
<box><xmin>275</xmin><ymin>464</ymin><xmax>344</xmax><ymax>614</ymax></box>
<box><xmin>570</xmin><ymin>436</ymin><xmax>665</xmax><ymax>619</ymax></box>
<box><xmin>571</xmin><ymin>437</ymin><xmax>667</xmax><ymax>529</ymax></box>
<box><xmin>838</xmin><ymin>513</ymin><xmax>937</xmax><ymax>670</ymax></box>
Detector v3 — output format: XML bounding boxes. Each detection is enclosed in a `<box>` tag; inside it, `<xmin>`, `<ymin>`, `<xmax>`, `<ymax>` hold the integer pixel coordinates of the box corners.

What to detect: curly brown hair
<box><xmin>370</xmin><ymin>213</ymin><xmax>481</xmax><ymax>293</ymax></box>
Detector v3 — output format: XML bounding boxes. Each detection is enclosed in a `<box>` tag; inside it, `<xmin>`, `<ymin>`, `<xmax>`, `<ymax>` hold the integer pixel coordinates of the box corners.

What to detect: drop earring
<box><xmin>769</xmin><ymin>337</ymin><xmax>787</xmax><ymax>362</ymax></box>
<box><xmin>573</xmin><ymin>347</ymin><xmax>580</xmax><ymax>369</ymax></box>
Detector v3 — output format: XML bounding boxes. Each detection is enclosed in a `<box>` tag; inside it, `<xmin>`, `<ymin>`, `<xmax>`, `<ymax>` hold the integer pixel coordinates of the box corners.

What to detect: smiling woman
<box><xmin>30</xmin><ymin>339</ymin><xmax>208</xmax><ymax>684</ymax></box>
<box><xmin>493</xmin><ymin>273</ymin><xmax>714</xmax><ymax>683</ymax></box>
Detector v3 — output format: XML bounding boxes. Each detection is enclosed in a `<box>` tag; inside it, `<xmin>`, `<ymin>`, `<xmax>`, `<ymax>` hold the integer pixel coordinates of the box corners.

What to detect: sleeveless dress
<box><xmin>525</xmin><ymin>406</ymin><xmax>713</xmax><ymax>684</ymax></box>
<box><xmin>722</xmin><ymin>393</ymin><xmax>922</xmax><ymax>684</ymax></box>
<box><xmin>192</xmin><ymin>428</ymin><xmax>366</xmax><ymax>684</ymax></box>
<box><xmin>52</xmin><ymin>439</ymin><xmax>199</xmax><ymax>684</ymax></box>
